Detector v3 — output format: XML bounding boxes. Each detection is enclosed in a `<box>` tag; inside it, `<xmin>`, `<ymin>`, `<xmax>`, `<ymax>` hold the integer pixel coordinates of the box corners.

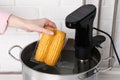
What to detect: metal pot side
<box><xmin>20</xmin><ymin>41</ymin><xmax>101</xmax><ymax>80</ymax></box>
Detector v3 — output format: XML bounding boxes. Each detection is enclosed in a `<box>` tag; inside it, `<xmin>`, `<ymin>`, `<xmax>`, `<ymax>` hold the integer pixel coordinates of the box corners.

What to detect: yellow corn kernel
<box><xmin>34</xmin><ymin>27</ymin><xmax>54</xmax><ymax>62</ymax></box>
<box><xmin>45</xmin><ymin>30</ymin><xmax>66</xmax><ymax>66</ymax></box>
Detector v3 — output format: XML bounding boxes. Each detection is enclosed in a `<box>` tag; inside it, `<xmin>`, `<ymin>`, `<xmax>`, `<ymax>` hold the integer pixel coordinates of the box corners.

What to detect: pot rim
<box><xmin>20</xmin><ymin>41</ymin><xmax>101</xmax><ymax>76</ymax></box>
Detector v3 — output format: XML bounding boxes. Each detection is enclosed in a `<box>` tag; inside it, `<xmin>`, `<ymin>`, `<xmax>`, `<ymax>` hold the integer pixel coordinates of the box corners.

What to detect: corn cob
<box><xmin>34</xmin><ymin>26</ymin><xmax>66</xmax><ymax>66</ymax></box>
<box><xmin>44</xmin><ymin>30</ymin><xmax>66</xmax><ymax>66</ymax></box>
<box><xmin>34</xmin><ymin>27</ymin><xmax>55</xmax><ymax>62</ymax></box>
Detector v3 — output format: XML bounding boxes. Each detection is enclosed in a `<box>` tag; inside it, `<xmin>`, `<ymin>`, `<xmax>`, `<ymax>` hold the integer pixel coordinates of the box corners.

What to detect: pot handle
<box><xmin>77</xmin><ymin>56</ymin><xmax>115</xmax><ymax>80</ymax></box>
<box><xmin>98</xmin><ymin>56</ymin><xmax>115</xmax><ymax>72</ymax></box>
<box><xmin>9</xmin><ymin>45</ymin><xmax>22</xmax><ymax>61</ymax></box>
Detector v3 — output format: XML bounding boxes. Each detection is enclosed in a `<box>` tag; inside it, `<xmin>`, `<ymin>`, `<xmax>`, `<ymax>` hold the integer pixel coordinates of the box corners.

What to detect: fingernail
<box><xmin>50</xmin><ymin>32</ymin><xmax>54</xmax><ymax>35</ymax></box>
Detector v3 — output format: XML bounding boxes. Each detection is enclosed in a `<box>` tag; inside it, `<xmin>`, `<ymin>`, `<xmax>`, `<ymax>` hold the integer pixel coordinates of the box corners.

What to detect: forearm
<box><xmin>1</xmin><ymin>11</ymin><xmax>56</xmax><ymax>35</ymax></box>
<box><xmin>7</xmin><ymin>15</ymin><xmax>56</xmax><ymax>35</ymax></box>
<box><xmin>8</xmin><ymin>15</ymin><xmax>27</xmax><ymax>30</ymax></box>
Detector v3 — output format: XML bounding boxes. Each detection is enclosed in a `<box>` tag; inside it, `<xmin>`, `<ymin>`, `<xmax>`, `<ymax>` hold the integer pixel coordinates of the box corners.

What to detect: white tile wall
<box><xmin>60</xmin><ymin>0</ymin><xmax>83</xmax><ymax>6</ymax></box>
<box><xmin>116</xmin><ymin>0</ymin><xmax>120</xmax><ymax>21</ymax></box>
<box><xmin>100</xmin><ymin>6</ymin><xmax>114</xmax><ymax>20</ymax></box>
<box><xmin>0</xmin><ymin>0</ymin><xmax>120</xmax><ymax>72</ymax></box>
<box><xmin>15</xmin><ymin>0</ymin><xmax>60</xmax><ymax>6</ymax></box>
<box><xmin>102</xmin><ymin>0</ymin><xmax>115</xmax><ymax>6</ymax></box>
<box><xmin>86</xmin><ymin>0</ymin><xmax>99</xmax><ymax>5</ymax></box>
<box><xmin>0</xmin><ymin>0</ymin><xmax>14</xmax><ymax>6</ymax></box>
<box><xmin>39</xmin><ymin>6</ymin><xmax>79</xmax><ymax>20</ymax></box>
<box><xmin>0</xmin><ymin>6</ymin><xmax>39</xmax><ymax>19</ymax></box>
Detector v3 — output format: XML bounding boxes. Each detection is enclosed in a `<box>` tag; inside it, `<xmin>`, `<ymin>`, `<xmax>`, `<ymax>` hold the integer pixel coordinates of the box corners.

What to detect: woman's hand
<box><xmin>8</xmin><ymin>15</ymin><xmax>56</xmax><ymax>35</ymax></box>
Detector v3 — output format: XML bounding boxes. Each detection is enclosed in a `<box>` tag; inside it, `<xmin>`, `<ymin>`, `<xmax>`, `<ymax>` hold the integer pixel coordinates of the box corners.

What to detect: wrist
<box><xmin>8</xmin><ymin>15</ymin><xmax>27</xmax><ymax>29</ymax></box>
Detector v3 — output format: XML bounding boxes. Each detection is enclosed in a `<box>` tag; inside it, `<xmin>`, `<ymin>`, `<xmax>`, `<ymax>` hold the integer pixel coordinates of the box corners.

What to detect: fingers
<box><xmin>41</xmin><ymin>28</ymin><xmax>54</xmax><ymax>35</ymax></box>
<box><xmin>25</xmin><ymin>18</ymin><xmax>56</xmax><ymax>35</ymax></box>
<box><xmin>34</xmin><ymin>26</ymin><xmax>54</xmax><ymax>35</ymax></box>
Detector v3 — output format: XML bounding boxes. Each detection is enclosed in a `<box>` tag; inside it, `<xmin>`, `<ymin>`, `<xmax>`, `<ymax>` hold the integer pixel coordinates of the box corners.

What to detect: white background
<box><xmin>0</xmin><ymin>0</ymin><xmax>120</xmax><ymax>72</ymax></box>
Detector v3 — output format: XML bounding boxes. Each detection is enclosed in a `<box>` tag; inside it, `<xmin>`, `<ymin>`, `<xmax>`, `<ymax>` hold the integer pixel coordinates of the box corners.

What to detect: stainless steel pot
<box><xmin>9</xmin><ymin>40</ymin><xmax>113</xmax><ymax>80</ymax></box>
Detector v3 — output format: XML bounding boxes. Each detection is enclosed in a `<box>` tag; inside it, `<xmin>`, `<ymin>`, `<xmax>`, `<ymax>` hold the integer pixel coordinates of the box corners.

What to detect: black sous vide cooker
<box><xmin>65</xmin><ymin>4</ymin><xmax>106</xmax><ymax>73</ymax></box>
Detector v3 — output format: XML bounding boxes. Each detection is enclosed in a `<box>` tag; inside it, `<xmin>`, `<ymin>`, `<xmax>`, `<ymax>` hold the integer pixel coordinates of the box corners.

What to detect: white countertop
<box><xmin>0</xmin><ymin>74</ymin><xmax>120</xmax><ymax>80</ymax></box>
